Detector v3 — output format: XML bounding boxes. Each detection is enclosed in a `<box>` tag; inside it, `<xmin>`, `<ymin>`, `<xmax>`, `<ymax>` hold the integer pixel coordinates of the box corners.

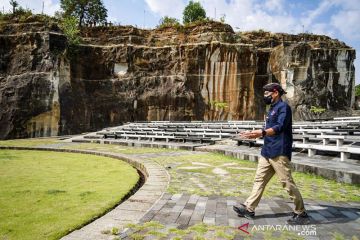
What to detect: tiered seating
<box><xmin>77</xmin><ymin>117</ymin><xmax>360</xmax><ymax>161</ymax></box>
<box><xmin>94</xmin><ymin>121</ymin><xmax>263</xmax><ymax>145</ymax></box>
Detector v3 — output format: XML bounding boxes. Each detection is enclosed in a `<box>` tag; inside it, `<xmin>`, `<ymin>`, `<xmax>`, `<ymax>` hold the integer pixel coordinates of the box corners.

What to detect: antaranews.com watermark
<box><xmin>238</xmin><ymin>223</ymin><xmax>317</xmax><ymax>236</ymax></box>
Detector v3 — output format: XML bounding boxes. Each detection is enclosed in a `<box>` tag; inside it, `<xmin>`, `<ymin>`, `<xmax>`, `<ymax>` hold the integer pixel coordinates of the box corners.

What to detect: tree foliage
<box><xmin>9</xmin><ymin>0</ymin><xmax>18</xmax><ymax>14</ymax></box>
<box><xmin>158</xmin><ymin>16</ymin><xmax>180</xmax><ymax>28</ymax></box>
<box><xmin>60</xmin><ymin>0</ymin><xmax>107</xmax><ymax>27</ymax></box>
<box><xmin>183</xmin><ymin>0</ymin><xmax>206</xmax><ymax>24</ymax></box>
<box><xmin>355</xmin><ymin>84</ymin><xmax>360</xmax><ymax>97</ymax></box>
<box><xmin>60</xmin><ymin>16</ymin><xmax>81</xmax><ymax>45</ymax></box>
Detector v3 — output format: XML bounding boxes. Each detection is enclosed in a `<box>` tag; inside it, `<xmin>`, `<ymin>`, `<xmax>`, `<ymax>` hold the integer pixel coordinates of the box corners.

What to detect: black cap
<box><xmin>263</xmin><ymin>83</ymin><xmax>287</xmax><ymax>95</ymax></box>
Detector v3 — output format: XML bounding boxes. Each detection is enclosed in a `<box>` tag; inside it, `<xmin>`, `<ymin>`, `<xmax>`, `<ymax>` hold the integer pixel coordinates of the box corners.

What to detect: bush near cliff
<box><xmin>60</xmin><ymin>16</ymin><xmax>81</xmax><ymax>45</ymax></box>
<box><xmin>355</xmin><ymin>84</ymin><xmax>360</xmax><ymax>97</ymax></box>
<box><xmin>158</xmin><ymin>16</ymin><xmax>181</xmax><ymax>29</ymax></box>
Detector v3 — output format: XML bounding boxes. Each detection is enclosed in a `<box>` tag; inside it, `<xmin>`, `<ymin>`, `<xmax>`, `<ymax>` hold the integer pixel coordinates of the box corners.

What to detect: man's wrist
<box><xmin>262</xmin><ymin>129</ymin><xmax>267</xmax><ymax>137</ymax></box>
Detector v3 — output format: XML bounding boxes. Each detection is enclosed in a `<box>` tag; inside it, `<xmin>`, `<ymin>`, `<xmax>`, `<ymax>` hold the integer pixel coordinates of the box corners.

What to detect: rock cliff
<box><xmin>0</xmin><ymin>19</ymin><xmax>356</xmax><ymax>139</ymax></box>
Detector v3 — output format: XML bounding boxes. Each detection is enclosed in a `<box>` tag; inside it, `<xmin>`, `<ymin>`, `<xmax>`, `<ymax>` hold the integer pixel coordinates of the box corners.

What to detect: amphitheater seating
<box><xmin>76</xmin><ymin>117</ymin><xmax>360</xmax><ymax>161</ymax></box>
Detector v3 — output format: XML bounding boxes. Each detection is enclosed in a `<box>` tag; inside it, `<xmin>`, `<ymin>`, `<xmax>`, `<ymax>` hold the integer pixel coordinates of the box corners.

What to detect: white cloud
<box><xmin>301</xmin><ymin>0</ymin><xmax>335</xmax><ymax>27</ymax></box>
<box><xmin>201</xmin><ymin>0</ymin><xmax>301</xmax><ymax>33</ymax></box>
<box><xmin>264</xmin><ymin>0</ymin><xmax>284</xmax><ymax>12</ymax></box>
<box><xmin>144</xmin><ymin>0</ymin><xmax>185</xmax><ymax>20</ymax></box>
<box><xmin>331</xmin><ymin>10</ymin><xmax>360</xmax><ymax>40</ymax></box>
<box><xmin>310</xmin><ymin>23</ymin><xmax>335</xmax><ymax>37</ymax></box>
<box><xmin>0</xmin><ymin>0</ymin><xmax>60</xmax><ymax>15</ymax></box>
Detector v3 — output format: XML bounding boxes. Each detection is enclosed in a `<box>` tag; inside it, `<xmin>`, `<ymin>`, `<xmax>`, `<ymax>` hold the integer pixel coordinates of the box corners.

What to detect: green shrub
<box><xmin>310</xmin><ymin>105</ymin><xmax>326</xmax><ymax>114</ymax></box>
<box><xmin>60</xmin><ymin>16</ymin><xmax>81</xmax><ymax>45</ymax></box>
<box><xmin>355</xmin><ymin>84</ymin><xmax>360</xmax><ymax>97</ymax></box>
<box><xmin>158</xmin><ymin>16</ymin><xmax>181</xmax><ymax>28</ymax></box>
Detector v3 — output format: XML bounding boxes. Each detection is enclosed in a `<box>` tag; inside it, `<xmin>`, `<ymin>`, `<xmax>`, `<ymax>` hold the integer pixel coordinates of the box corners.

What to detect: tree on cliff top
<box><xmin>183</xmin><ymin>0</ymin><xmax>206</xmax><ymax>24</ymax></box>
<box><xmin>9</xmin><ymin>0</ymin><xmax>19</xmax><ymax>14</ymax></box>
<box><xmin>60</xmin><ymin>0</ymin><xmax>107</xmax><ymax>27</ymax></box>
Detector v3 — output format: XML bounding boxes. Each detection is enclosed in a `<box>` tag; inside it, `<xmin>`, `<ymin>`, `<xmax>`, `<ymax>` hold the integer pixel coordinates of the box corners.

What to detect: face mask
<box><xmin>263</xmin><ymin>95</ymin><xmax>273</xmax><ymax>105</ymax></box>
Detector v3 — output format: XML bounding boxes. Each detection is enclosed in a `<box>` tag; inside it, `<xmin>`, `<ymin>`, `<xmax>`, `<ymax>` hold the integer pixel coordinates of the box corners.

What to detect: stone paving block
<box><xmin>176</xmin><ymin>209</ymin><xmax>193</xmax><ymax>225</ymax></box>
<box><xmin>140</xmin><ymin>210</ymin><xmax>157</xmax><ymax>222</ymax></box>
<box><xmin>216</xmin><ymin>201</ymin><xmax>227</xmax><ymax>213</ymax></box>
<box><xmin>184</xmin><ymin>203</ymin><xmax>196</xmax><ymax>210</ymax></box>
<box><xmin>215</xmin><ymin>214</ymin><xmax>228</xmax><ymax>226</ymax></box>
<box><xmin>203</xmin><ymin>217</ymin><xmax>216</xmax><ymax>225</ymax></box>
<box><xmin>159</xmin><ymin>207</ymin><xmax>172</xmax><ymax>213</ymax></box>
<box><xmin>228</xmin><ymin>218</ymin><xmax>243</xmax><ymax>228</ymax></box>
<box><xmin>112</xmin><ymin>210</ymin><xmax>145</xmax><ymax>221</ymax></box>
<box><xmin>205</xmin><ymin>199</ymin><xmax>217</xmax><ymax>214</ymax></box>
<box><xmin>310</xmin><ymin>212</ymin><xmax>328</xmax><ymax>222</ymax></box>
<box><xmin>170</xmin><ymin>193</ymin><xmax>183</xmax><ymax>202</ymax></box>
<box><xmin>227</xmin><ymin>205</ymin><xmax>238</xmax><ymax>219</ymax></box>
<box><xmin>172</xmin><ymin>204</ymin><xmax>185</xmax><ymax>213</ymax></box>
<box><xmin>188</xmin><ymin>195</ymin><xmax>200</xmax><ymax>204</ymax></box>
<box><xmin>153</xmin><ymin>212</ymin><xmax>181</xmax><ymax>224</ymax></box>
<box><xmin>340</xmin><ymin>211</ymin><xmax>359</xmax><ymax>220</ymax></box>
<box><xmin>316</xmin><ymin>209</ymin><xmax>336</xmax><ymax>218</ymax></box>
<box><xmin>198</xmin><ymin>196</ymin><xmax>208</xmax><ymax>202</ymax></box>
<box><xmin>326</xmin><ymin>206</ymin><xmax>345</xmax><ymax>217</ymax></box>
<box><xmin>226</xmin><ymin>199</ymin><xmax>237</xmax><ymax>206</ymax></box>
<box><xmin>194</xmin><ymin>200</ymin><xmax>207</xmax><ymax>212</ymax></box>
<box><xmin>116</xmin><ymin>201</ymin><xmax>153</xmax><ymax>211</ymax></box>
<box><xmin>150</xmin><ymin>199</ymin><xmax>167</xmax><ymax>211</ymax></box>
<box><xmin>189</xmin><ymin>207</ymin><xmax>206</xmax><ymax>225</ymax></box>
<box><xmin>204</xmin><ymin>211</ymin><xmax>216</xmax><ymax>218</ymax></box>
<box><xmin>163</xmin><ymin>202</ymin><xmax>176</xmax><ymax>209</ymax></box>
<box><xmin>254</xmin><ymin>217</ymin><xmax>267</xmax><ymax>226</ymax></box>
<box><xmin>177</xmin><ymin>194</ymin><xmax>191</xmax><ymax>205</ymax></box>
<box><xmin>267</xmin><ymin>199</ymin><xmax>280</xmax><ymax>209</ymax></box>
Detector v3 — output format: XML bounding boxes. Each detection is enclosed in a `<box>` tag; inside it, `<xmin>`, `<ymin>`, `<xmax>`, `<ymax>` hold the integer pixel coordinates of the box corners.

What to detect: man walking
<box><xmin>233</xmin><ymin>83</ymin><xmax>310</xmax><ymax>225</ymax></box>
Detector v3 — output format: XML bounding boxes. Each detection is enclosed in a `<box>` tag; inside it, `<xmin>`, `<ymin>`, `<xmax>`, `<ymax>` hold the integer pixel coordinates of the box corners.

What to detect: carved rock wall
<box><xmin>0</xmin><ymin>21</ymin><xmax>356</xmax><ymax>139</ymax></box>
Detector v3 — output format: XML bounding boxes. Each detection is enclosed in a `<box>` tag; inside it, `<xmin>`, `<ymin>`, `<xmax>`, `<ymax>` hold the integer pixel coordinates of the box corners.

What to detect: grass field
<box><xmin>0</xmin><ymin>138</ymin><xmax>61</xmax><ymax>147</ymax></box>
<box><xmin>0</xmin><ymin>150</ymin><xmax>139</xmax><ymax>240</ymax></box>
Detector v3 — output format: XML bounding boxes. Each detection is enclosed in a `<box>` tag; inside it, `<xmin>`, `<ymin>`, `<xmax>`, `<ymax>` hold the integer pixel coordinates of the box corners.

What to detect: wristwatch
<box><xmin>262</xmin><ymin>129</ymin><xmax>266</xmax><ymax>137</ymax></box>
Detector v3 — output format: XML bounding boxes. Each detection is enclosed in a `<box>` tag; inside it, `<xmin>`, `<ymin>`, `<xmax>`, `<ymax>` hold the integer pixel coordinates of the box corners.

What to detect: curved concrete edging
<box><xmin>0</xmin><ymin>146</ymin><xmax>170</xmax><ymax>240</ymax></box>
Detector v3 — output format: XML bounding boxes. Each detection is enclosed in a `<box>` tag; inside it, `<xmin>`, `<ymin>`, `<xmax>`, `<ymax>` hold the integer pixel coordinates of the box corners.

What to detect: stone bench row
<box><xmin>234</xmin><ymin>136</ymin><xmax>360</xmax><ymax>161</ymax></box>
<box><xmin>100</xmin><ymin>133</ymin><xmax>216</xmax><ymax>144</ymax></box>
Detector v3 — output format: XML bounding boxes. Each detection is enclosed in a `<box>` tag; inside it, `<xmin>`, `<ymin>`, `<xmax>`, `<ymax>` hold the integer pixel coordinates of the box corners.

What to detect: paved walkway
<box><xmin>126</xmin><ymin>193</ymin><xmax>359</xmax><ymax>239</ymax></box>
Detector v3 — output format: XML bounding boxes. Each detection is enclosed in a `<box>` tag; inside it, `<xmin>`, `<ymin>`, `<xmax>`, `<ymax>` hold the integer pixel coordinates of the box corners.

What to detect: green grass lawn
<box><xmin>0</xmin><ymin>138</ymin><xmax>61</xmax><ymax>147</ymax></box>
<box><xmin>62</xmin><ymin>142</ymin><xmax>184</xmax><ymax>154</ymax></box>
<box><xmin>0</xmin><ymin>150</ymin><xmax>139</xmax><ymax>240</ymax></box>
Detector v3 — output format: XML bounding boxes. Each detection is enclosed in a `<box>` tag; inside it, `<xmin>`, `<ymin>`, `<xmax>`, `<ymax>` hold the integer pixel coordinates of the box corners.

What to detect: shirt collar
<box><xmin>271</xmin><ymin>98</ymin><xmax>282</xmax><ymax>107</ymax></box>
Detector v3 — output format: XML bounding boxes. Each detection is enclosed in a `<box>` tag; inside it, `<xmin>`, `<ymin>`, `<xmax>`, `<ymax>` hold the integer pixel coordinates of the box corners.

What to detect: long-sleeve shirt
<box><xmin>261</xmin><ymin>99</ymin><xmax>293</xmax><ymax>160</ymax></box>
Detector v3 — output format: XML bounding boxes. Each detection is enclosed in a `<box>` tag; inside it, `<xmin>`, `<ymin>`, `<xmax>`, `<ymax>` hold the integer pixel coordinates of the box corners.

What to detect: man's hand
<box><xmin>239</xmin><ymin>130</ymin><xmax>262</xmax><ymax>139</ymax></box>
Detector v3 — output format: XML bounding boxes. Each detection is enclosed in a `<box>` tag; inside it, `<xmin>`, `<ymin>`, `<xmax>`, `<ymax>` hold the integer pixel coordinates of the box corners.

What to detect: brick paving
<box><xmin>138</xmin><ymin>193</ymin><xmax>360</xmax><ymax>239</ymax></box>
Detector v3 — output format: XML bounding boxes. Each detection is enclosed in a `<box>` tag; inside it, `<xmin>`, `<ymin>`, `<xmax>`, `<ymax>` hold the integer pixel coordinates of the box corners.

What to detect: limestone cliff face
<box><xmin>0</xmin><ymin>20</ymin><xmax>356</xmax><ymax>139</ymax></box>
<box><xmin>0</xmin><ymin>21</ymin><xmax>66</xmax><ymax>139</ymax></box>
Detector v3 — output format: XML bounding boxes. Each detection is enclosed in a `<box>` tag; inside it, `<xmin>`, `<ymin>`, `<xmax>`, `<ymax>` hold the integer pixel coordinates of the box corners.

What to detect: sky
<box><xmin>1</xmin><ymin>0</ymin><xmax>359</xmax><ymax>84</ymax></box>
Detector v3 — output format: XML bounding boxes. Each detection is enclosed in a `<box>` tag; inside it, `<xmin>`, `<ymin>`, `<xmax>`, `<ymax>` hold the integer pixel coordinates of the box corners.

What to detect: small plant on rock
<box><xmin>158</xmin><ymin>16</ymin><xmax>181</xmax><ymax>28</ymax></box>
